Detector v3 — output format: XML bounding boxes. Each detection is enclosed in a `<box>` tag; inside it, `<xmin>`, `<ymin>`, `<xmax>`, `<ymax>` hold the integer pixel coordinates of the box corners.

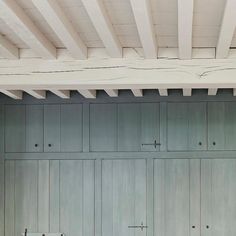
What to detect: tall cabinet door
<box><xmin>154</xmin><ymin>159</ymin><xmax>200</xmax><ymax>236</ymax></box>
<box><xmin>201</xmin><ymin>159</ymin><xmax>236</xmax><ymax>236</ymax></box>
<box><xmin>102</xmin><ymin>159</ymin><xmax>147</xmax><ymax>236</ymax></box>
<box><xmin>208</xmin><ymin>102</ymin><xmax>236</xmax><ymax>150</ymax></box>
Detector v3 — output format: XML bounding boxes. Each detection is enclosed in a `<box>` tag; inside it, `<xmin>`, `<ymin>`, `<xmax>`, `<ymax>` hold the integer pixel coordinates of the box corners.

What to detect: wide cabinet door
<box><xmin>154</xmin><ymin>159</ymin><xmax>200</xmax><ymax>236</ymax></box>
<box><xmin>102</xmin><ymin>159</ymin><xmax>147</xmax><ymax>236</ymax></box>
<box><xmin>201</xmin><ymin>159</ymin><xmax>236</xmax><ymax>236</ymax></box>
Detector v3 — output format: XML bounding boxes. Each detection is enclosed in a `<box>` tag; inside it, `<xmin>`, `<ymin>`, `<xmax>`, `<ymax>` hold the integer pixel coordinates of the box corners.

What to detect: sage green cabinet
<box><xmin>60</xmin><ymin>104</ymin><xmax>83</xmax><ymax>152</ymax></box>
<box><xmin>44</xmin><ymin>105</ymin><xmax>60</xmax><ymax>152</ymax></box>
<box><xmin>26</xmin><ymin>105</ymin><xmax>44</xmax><ymax>152</ymax></box>
<box><xmin>90</xmin><ymin>103</ymin><xmax>160</xmax><ymax>152</ymax></box>
<box><xmin>167</xmin><ymin>102</ymin><xmax>207</xmax><ymax>151</ymax></box>
<box><xmin>208</xmin><ymin>102</ymin><xmax>236</xmax><ymax>150</ymax></box>
<box><xmin>5</xmin><ymin>105</ymin><xmax>26</xmax><ymax>152</ymax></box>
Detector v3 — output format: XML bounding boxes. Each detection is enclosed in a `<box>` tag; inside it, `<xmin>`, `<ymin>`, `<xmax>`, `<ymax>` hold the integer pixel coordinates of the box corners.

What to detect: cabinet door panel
<box><xmin>102</xmin><ymin>159</ymin><xmax>147</xmax><ymax>236</ymax></box>
<box><xmin>168</xmin><ymin>103</ymin><xmax>207</xmax><ymax>151</ymax></box>
<box><xmin>61</xmin><ymin>104</ymin><xmax>83</xmax><ymax>152</ymax></box>
<box><xmin>167</xmin><ymin>103</ymin><xmax>188</xmax><ymax>150</ymax></box>
<box><xmin>90</xmin><ymin>104</ymin><xmax>117</xmax><ymax>151</ymax></box>
<box><xmin>141</xmin><ymin>103</ymin><xmax>160</xmax><ymax>151</ymax></box>
<box><xmin>188</xmin><ymin>103</ymin><xmax>207</xmax><ymax>150</ymax></box>
<box><xmin>154</xmin><ymin>159</ymin><xmax>200</xmax><ymax>236</ymax></box>
<box><xmin>118</xmin><ymin>104</ymin><xmax>141</xmax><ymax>151</ymax></box>
<box><xmin>5</xmin><ymin>105</ymin><xmax>26</xmax><ymax>152</ymax></box>
<box><xmin>44</xmin><ymin>105</ymin><xmax>60</xmax><ymax>152</ymax></box>
<box><xmin>26</xmin><ymin>105</ymin><xmax>43</xmax><ymax>152</ymax></box>
<box><xmin>208</xmin><ymin>102</ymin><xmax>236</xmax><ymax>150</ymax></box>
<box><xmin>201</xmin><ymin>159</ymin><xmax>236</xmax><ymax>236</ymax></box>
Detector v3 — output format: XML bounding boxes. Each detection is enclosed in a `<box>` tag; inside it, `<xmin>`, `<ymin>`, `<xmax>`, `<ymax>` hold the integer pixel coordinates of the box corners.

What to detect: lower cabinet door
<box><xmin>154</xmin><ymin>159</ymin><xmax>201</xmax><ymax>236</ymax></box>
<box><xmin>102</xmin><ymin>159</ymin><xmax>147</xmax><ymax>236</ymax></box>
<box><xmin>201</xmin><ymin>159</ymin><xmax>236</xmax><ymax>236</ymax></box>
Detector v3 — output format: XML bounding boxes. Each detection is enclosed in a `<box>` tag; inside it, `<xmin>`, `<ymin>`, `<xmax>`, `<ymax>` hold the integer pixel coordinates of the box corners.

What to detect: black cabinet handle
<box><xmin>35</xmin><ymin>144</ymin><xmax>38</xmax><ymax>147</ymax></box>
<box><xmin>192</xmin><ymin>226</ymin><xmax>195</xmax><ymax>229</ymax></box>
<box><xmin>206</xmin><ymin>225</ymin><xmax>210</xmax><ymax>229</ymax></box>
<box><xmin>213</xmin><ymin>142</ymin><xmax>216</xmax><ymax>146</ymax></box>
<box><xmin>48</xmin><ymin>144</ymin><xmax>52</xmax><ymax>147</ymax></box>
<box><xmin>198</xmin><ymin>142</ymin><xmax>202</xmax><ymax>146</ymax></box>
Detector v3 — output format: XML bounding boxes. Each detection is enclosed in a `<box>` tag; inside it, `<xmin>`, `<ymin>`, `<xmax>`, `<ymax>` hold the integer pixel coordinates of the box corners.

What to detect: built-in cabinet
<box><xmin>5</xmin><ymin>104</ymin><xmax>83</xmax><ymax>153</ymax></box>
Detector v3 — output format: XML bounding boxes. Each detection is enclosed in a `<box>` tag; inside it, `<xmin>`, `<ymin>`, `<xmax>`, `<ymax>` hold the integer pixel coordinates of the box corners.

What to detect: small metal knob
<box><xmin>35</xmin><ymin>144</ymin><xmax>38</xmax><ymax>147</ymax></box>
<box><xmin>213</xmin><ymin>142</ymin><xmax>216</xmax><ymax>146</ymax></box>
<box><xmin>48</xmin><ymin>144</ymin><xmax>52</xmax><ymax>147</ymax></box>
<box><xmin>192</xmin><ymin>226</ymin><xmax>195</xmax><ymax>229</ymax></box>
<box><xmin>198</xmin><ymin>142</ymin><xmax>202</xmax><ymax>146</ymax></box>
<box><xmin>206</xmin><ymin>225</ymin><xmax>210</xmax><ymax>229</ymax></box>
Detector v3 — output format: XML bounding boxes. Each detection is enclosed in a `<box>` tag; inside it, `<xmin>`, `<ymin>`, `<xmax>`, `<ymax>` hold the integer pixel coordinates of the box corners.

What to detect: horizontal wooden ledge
<box><xmin>4</xmin><ymin>151</ymin><xmax>236</xmax><ymax>159</ymax></box>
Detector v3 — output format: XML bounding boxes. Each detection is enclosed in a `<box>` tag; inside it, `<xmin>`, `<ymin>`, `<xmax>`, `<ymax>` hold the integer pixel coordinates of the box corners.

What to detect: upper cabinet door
<box><xmin>44</xmin><ymin>105</ymin><xmax>60</xmax><ymax>152</ymax></box>
<box><xmin>208</xmin><ymin>102</ymin><xmax>236</xmax><ymax>150</ymax></box>
<box><xmin>167</xmin><ymin>102</ymin><xmax>207</xmax><ymax>151</ymax></box>
<box><xmin>26</xmin><ymin>105</ymin><xmax>44</xmax><ymax>152</ymax></box>
<box><xmin>90</xmin><ymin>104</ymin><xmax>117</xmax><ymax>152</ymax></box>
<box><xmin>5</xmin><ymin>105</ymin><xmax>26</xmax><ymax>152</ymax></box>
<box><xmin>60</xmin><ymin>104</ymin><xmax>83</xmax><ymax>152</ymax></box>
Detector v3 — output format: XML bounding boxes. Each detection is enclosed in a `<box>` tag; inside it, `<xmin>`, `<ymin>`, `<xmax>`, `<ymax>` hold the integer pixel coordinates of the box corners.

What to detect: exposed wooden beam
<box><xmin>50</xmin><ymin>90</ymin><xmax>70</xmax><ymax>99</ymax></box>
<box><xmin>0</xmin><ymin>90</ymin><xmax>22</xmax><ymax>99</ymax></box>
<box><xmin>183</xmin><ymin>88</ymin><xmax>192</xmax><ymax>96</ymax></box>
<box><xmin>24</xmin><ymin>90</ymin><xmax>46</xmax><ymax>99</ymax></box>
<box><xmin>131</xmin><ymin>89</ymin><xmax>143</xmax><ymax>97</ymax></box>
<box><xmin>105</xmin><ymin>89</ymin><xmax>118</xmax><ymax>97</ymax></box>
<box><xmin>208</xmin><ymin>88</ymin><xmax>218</xmax><ymax>96</ymax></box>
<box><xmin>216</xmin><ymin>0</ymin><xmax>236</xmax><ymax>58</ymax></box>
<box><xmin>159</xmin><ymin>89</ymin><xmax>168</xmax><ymax>96</ymax></box>
<box><xmin>81</xmin><ymin>0</ymin><xmax>122</xmax><ymax>57</ymax></box>
<box><xmin>0</xmin><ymin>34</ymin><xmax>18</xmax><ymax>59</ymax></box>
<box><xmin>32</xmin><ymin>0</ymin><xmax>87</xmax><ymax>59</ymax></box>
<box><xmin>78</xmin><ymin>89</ymin><xmax>96</xmax><ymax>98</ymax></box>
<box><xmin>0</xmin><ymin>0</ymin><xmax>56</xmax><ymax>59</ymax></box>
<box><xmin>129</xmin><ymin>0</ymin><xmax>157</xmax><ymax>58</ymax></box>
<box><xmin>178</xmin><ymin>0</ymin><xmax>194</xmax><ymax>59</ymax></box>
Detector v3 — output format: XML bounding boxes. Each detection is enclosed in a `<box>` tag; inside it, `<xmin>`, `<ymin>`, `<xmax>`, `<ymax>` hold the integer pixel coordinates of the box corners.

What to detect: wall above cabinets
<box><xmin>2</xmin><ymin>100</ymin><xmax>236</xmax><ymax>157</ymax></box>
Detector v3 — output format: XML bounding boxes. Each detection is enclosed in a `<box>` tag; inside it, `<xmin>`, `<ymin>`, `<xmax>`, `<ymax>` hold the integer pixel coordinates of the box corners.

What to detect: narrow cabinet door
<box><xmin>5</xmin><ymin>105</ymin><xmax>26</xmax><ymax>152</ymax></box>
<box><xmin>26</xmin><ymin>105</ymin><xmax>43</xmax><ymax>152</ymax></box>
<box><xmin>208</xmin><ymin>102</ymin><xmax>236</xmax><ymax>150</ymax></box>
<box><xmin>141</xmin><ymin>103</ymin><xmax>160</xmax><ymax>151</ymax></box>
<box><xmin>61</xmin><ymin>104</ymin><xmax>83</xmax><ymax>152</ymax></box>
<box><xmin>154</xmin><ymin>159</ymin><xmax>200</xmax><ymax>236</ymax></box>
<box><xmin>201</xmin><ymin>159</ymin><xmax>236</xmax><ymax>236</ymax></box>
<box><xmin>44</xmin><ymin>105</ymin><xmax>60</xmax><ymax>152</ymax></box>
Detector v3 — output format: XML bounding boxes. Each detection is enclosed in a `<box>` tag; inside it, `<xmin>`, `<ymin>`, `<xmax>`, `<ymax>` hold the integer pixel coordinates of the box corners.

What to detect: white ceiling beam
<box><xmin>183</xmin><ymin>88</ymin><xmax>192</xmax><ymax>96</ymax></box>
<box><xmin>0</xmin><ymin>34</ymin><xmax>18</xmax><ymax>59</ymax></box>
<box><xmin>129</xmin><ymin>0</ymin><xmax>157</xmax><ymax>58</ymax></box>
<box><xmin>0</xmin><ymin>0</ymin><xmax>56</xmax><ymax>59</ymax></box>
<box><xmin>105</xmin><ymin>89</ymin><xmax>118</xmax><ymax>97</ymax></box>
<box><xmin>32</xmin><ymin>0</ymin><xmax>87</xmax><ymax>59</ymax></box>
<box><xmin>178</xmin><ymin>0</ymin><xmax>194</xmax><ymax>59</ymax></box>
<box><xmin>159</xmin><ymin>89</ymin><xmax>168</xmax><ymax>96</ymax></box>
<box><xmin>24</xmin><ymin>90</ymin><xmax>46</xmax><ymax>99</ymax></box>
<box><xmin>0</xmin><ymin>90</ymin><xmax>22</xmax><ymax>99</ymax></box>
<box><xmin>78</xmin><ymin>89</ymin><xmax>96</xmax><ymax>98</ymax></box>
<box><xmin>208</xmin><ymin>88</ymin><xmax>218</xmax><ymax>96</ymax></box>
<box><xmin>81</xmin><ymin>0</ymin><xmax>122</xmax><ymax>57</ymax></box>
<box><xmin>50</xmin><ymin>90</ymin><xmax>70</xmax><ymax>99</ymax></box>
<box><xmin>131</xmin><ymin>89</ymin><xmax>143</xmax><ymax>97</ymax></box>
<box><xmin>216</xmin><ymin>0</ymin><xmax>236</xmax><ymax>58</ymax></box>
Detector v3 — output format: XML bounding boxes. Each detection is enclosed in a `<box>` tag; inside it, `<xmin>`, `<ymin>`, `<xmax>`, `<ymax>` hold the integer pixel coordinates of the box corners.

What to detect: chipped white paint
<box><xmin>131</xmin><ymin>89</ymin><xmax>143</xmax><ymax>97</ymax></box>
<box><xmin>0</xmin><ymin>90</ymin><xmax>22</xmax><ymax>99</ymax></box>
<box><xmin>78</xmin><ymin>89</ymin><xmax>96</xmax><ymax>98</ymax></box>
<box><xmin>24</xmin><ymin>90</ymin><xmax>46</xmax><ymax>99</ymax></box>
<box><xmin>183</xmin><ymin>88</ymin><xmax>192</xmax><ymax>96</ymax></box>
<box><xmin>50</xmin><ymin>90</ymin><xmax>70</xmax><ymax>99</ymax></box>
<box><xmin>105</xmin><ymin>89</ymin><xmax>119</xmax><ymax>97</ymax></box>
<box><xmin>208</xmin><ymin>88</ymin><xmax>218</xmax><ymax>96</ymax></box>
<box><xmin>159</xmin><ymin>89</ymin><xmax>168</xmax><ymax>96</ymax></box>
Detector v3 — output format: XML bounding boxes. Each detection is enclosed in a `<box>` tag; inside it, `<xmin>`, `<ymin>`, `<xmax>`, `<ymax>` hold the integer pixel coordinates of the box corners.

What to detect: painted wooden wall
<box><xmin>1</xmin><ymin>92</ymin><xmax>236</xmax><ymax>236</ymax></box>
